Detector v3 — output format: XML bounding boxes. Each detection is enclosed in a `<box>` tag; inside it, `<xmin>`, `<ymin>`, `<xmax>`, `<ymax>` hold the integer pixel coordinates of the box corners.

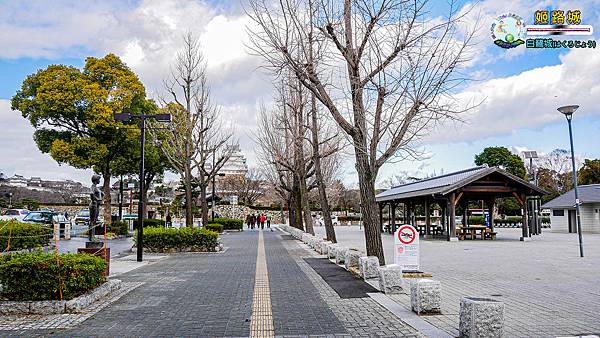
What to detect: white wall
<box><xmin>550</xmin><ymin>208</ymin><xmax>570</xmax><ymax>233</ymax></box>
<box><xmin>550</xmin><ymin>204</ymin><xmax>600</xmax><ymax>234</ymax></box>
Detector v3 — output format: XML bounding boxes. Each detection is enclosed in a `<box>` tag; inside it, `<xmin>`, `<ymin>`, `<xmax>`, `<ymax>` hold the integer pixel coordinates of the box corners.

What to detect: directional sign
<box><xmin>394</xmin><ymin>224</ymin><xmax>420</xmax><ymax>271</ymax></box>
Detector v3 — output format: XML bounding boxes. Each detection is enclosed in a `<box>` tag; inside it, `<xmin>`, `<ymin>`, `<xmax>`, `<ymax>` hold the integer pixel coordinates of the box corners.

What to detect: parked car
<box><xmin>315</xmin><ymin>215</ymin><xmax>340</xmax><ymax>226</ymax></box>
<box><xmin>22</xmin><ymin>210</ymin><xmax>70</xmax><ymax>238</ymax></box>
<box><xmin>74</xmin><ymin>209</ymin><xmax>90</xmax><ymax>226</ymax></box>
<box><xmin>0</xmin><ymin>209</ymin><xmax>30</xmax><ymax>221</ymax></box>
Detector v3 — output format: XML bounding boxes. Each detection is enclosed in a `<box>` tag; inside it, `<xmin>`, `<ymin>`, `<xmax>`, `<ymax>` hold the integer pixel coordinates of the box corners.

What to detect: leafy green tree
<box><xmin>578</xmin><ymin>159</ymin><xmax>600</xmax><ymax>185</ymax></box>
<box><xmin>474</xmin><ymin>146</ymin><xmax>527</xmax><ymax>179</ymax></box>
<box><xmin>11</xmin><ymin>54</ymin><xmax>148</xmax><ymax>223</ymax></box>
<box><xmin>13</xmin><ymin>198</ymin><xmax>40</xmax><ymax>211</ymax></box>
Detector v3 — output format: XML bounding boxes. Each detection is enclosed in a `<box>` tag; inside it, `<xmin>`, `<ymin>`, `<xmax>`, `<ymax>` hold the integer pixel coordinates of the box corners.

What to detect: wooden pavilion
<box><xmin>375</xmin><ymin>166</ymin><xmax>545</xmax><ymax>241</ymax></box>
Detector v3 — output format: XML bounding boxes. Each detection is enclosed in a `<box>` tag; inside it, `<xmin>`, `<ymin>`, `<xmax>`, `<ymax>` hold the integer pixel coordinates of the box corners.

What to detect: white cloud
<box><xmin>427</xmin><ymin>46</ymin><xmax>600</xmax><ymax>144</ymax></box>
<box><xmin>0</xmin><ymin>100</ymin><xmax>93</xmax><ymax>183</ymax></box>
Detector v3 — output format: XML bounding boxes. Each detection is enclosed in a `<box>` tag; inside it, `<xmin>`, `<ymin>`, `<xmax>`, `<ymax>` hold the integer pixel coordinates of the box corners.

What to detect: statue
<box><xmin>89</xmin><ymin>174</ymin><xmax>104</xmax><ymax>241</ymax></box>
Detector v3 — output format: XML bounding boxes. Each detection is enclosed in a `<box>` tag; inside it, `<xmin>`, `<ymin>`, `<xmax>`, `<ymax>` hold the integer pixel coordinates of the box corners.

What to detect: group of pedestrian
<box><xmin>245</xmin><ymin>213</ymin><xmax>271</xmax><ymax>230</ymax></box>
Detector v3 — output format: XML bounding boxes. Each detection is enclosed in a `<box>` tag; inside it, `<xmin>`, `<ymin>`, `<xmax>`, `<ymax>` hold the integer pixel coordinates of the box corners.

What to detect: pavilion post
<box><xmin>521</xmin><ymin>193</ymin><xmax>531</xmax><ymax>241</ymax></box>
<box><xmin>379</xmin><ymin>203</ymin><xmax>384</xmax><ymax>233</ymax></box>
<box><xmin>390</xmin><ymin>202</ymin><xmax>396</xmax><ymax>234</ymax></box>
<box><xmin>425</xmin><ymin>199</ymin><xmax>431</xmax><ymax>238</ymax></box>
<box><xmin>461</xmin><ymin>201</ymin><xmax>468</xmax><ymax>227</ymax></box>
<box><xmin>487</xmin><ymin>198</ymin><xmax>496</xmax><ymax>232</ymax></box>
<box><xmin>449</xmin><ymin>193</ymin><xmax>457</xmax><ymax>241</ymax></box>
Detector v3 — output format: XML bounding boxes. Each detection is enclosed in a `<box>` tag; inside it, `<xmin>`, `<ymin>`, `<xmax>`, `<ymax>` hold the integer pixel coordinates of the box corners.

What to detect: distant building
<box><xmin>219</xmin><ymin>145</ymin><xmax>248</xmax><ymax>176</ymax></box>
<box><xmin>542</xmin><ymin>184</ymin><xmax>600</xmax><ymax>233</ymax></box>
<box><xmin>5</xmin><ymin>175</ymin><xmax>27</xmax><ymax>187</ymax></box>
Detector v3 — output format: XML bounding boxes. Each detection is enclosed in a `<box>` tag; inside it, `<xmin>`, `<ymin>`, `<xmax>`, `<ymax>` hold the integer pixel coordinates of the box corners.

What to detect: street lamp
<box><xmin>114</xmin><ymin>112</ymin><xmax>171</xmax><ymax>262</ymax></box>
<box><xmin>558</xmin><ymin>104</ymin><xmax>584</xmax><ymax>257</ymax></box>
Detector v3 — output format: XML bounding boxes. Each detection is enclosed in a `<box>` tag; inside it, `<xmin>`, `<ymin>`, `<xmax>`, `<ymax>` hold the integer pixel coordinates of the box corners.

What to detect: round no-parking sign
<box><xmin>394</xmin><ymin>224</ymin><xmax>420</xmax><ymax>271</ymax></box>
<box><xmin>397</xmin><ymin>225</ymin><xmax>416</xmax><ymax>245</ymax></box>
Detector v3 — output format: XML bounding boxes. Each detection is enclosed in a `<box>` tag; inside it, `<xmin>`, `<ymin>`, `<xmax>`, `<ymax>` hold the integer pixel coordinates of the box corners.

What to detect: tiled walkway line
<box><xmin>250</xmin><ymin>230</ymin><xmax>275</xmax><ymax>338</ymax></box>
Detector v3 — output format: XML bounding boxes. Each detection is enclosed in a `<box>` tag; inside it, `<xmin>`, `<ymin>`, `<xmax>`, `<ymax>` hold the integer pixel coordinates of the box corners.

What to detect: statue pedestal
<box><xmin>78</xmin><ymin>243</ymin><xmax>110</xmax><ymax>276</ymax></box>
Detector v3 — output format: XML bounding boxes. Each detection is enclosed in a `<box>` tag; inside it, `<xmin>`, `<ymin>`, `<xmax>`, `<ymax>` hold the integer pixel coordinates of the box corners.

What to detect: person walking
<box><xmin>245</xmin><ymin>214</ymin><xmax>251</xmax><ymax>229</ymax></box>
<box><xmin>266</xmin><ymin>214</ymin><xmax>271</xmax><ymax>229</ymax></box>
<box><xmin>251</xmin><ymin>214</ymin><xmax>256</xmax><ymax>229</ymax></box>
<box><xmin>260</xmin><ymin>213</ymin><xmax>265</xmax><ymax>230</ymax></box>
<box><xmin>166</xmin><ymin>213</ymin><xmax>172</xmax><ymax>227</ymax></box>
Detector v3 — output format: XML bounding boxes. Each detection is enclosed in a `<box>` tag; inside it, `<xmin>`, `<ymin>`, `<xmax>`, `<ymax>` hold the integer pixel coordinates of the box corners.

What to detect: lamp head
<box><xmin>557</xmin><ymin>105</ymin><xmax>579</xmax><ymax>120</ymax></box>
<box><xmin>113</xmin><ymin>113</ymin><xmax>131</xmax><ymax>121</ymax></box>
<box><xmin>154</xmin><ymin>113</ymin><xmax>172</xmax><ymax>122</ymax></box>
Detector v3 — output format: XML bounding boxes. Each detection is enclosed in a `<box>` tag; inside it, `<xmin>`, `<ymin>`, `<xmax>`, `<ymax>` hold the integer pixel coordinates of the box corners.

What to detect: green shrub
<box><xmin>541</xmin><ymin>216</ymin><xmax>550</xmax><ymax>224</ymax></box>
<box><xmin>467</xmin><ymin>216</ymin><xmax>485</xmax><ymax>225</ymax></box>
<box><xmin>108</xmin><ymin>221</ymin><xmax>129</xmax><ymax>236</ymax></box>
<box><xmin>136</xmin><ymin>227</ymin><xmax>219</xmax><ymax>252</ymax></box>
<box><xmin>133</xmin><ymin>218</ymin><xmax>165</xmax><ymax>228</ymax></box>
<box><xmin>204</xmin><ymin>223</ymin><xmax>224</xmax><ymax>233</ymax></box>
<box><xmin>212</xmin><ymin>218</ymin><xmax>243</xmax><ymax>230</ymax></box>
<box><xmin>0</xmin><ymin>220</ymin><xmax>52</xmax><ymax>251</ymax></box>
<box><xmin>0</xmin><ymin>252</ymin><xmax>106</xmax><ymax>301</ymax></box>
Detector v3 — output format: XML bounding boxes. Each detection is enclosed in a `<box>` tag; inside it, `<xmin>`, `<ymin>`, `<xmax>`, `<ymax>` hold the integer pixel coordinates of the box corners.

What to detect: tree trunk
<box><xmin>200</xmin><ymin>182</ymin><xmax>209</xmax><ymax>226</ymax></box>
<box><xmin>310</xmin><ymin>96</ymin><xmax>336</xmax><ymax>243</ymax></box>
<box><xmin>355</xmin><ymin>150</ymin><xmax>385</xmax><ymax>265</ymax></box>
<box><xmin>101</xmin><ymin>170</ymin><xmax>112</xmax><ymax>226</ymax></box>
<box><xmin>288</xmin><ymin>196</ymin><xmax>297</xmax><ymax>228</ymax></box>
<box><xmin>292</xmin><ymin>176</ymin><xmax>303</xmax><ymax>230</ymax></box>
<box><xmin>184</xmin><ymin>167</ymin><xmax>193</xmax><ymax>227</ymax></box>
<box><xmin>299</xmin><ymin>174</ymin><xmax>314</xmax><ymax>235</ymax></box>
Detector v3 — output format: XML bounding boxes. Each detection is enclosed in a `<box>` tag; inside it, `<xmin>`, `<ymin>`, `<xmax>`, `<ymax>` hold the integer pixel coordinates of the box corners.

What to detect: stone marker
<box><xmin>459</xmin><ymin>297</ymin><xmax>504</xmax><ymax>338</ymax></box>
<box><xmin>359</xmin><ymin>256</ymin><xmax>380</xmax><ymax>280</ymax></box>
<box><xmin>327</xmin><ymin>244</ymin><xmax>339</xmax><ymax>259</ymax></box>
<box><xmin>344</xmin><ymin>249</ymin><xmax>362</xmax><ymax>270</ymax></box>
<box><xmin>335</xmin><ymin>247</ymin><xmax>349</xmax><ymax>265</ymax></box>
<box><xmin>377</xmin><ymin>264</ymin><xmax>404</xmax><ymax>294</ymax></box>
<box><xmin>318</xmin><ymin>241</ymin><xmax>332</xmax><ymax>255</ymax></box>
<box><xmin>410</xmin><ymin>279</ymin><xmax>442</xmax><ymax>315</ymax></box>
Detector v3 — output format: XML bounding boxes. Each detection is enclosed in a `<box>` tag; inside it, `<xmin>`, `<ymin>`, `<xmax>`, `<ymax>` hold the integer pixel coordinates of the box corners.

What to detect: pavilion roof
<box><xmin>376</xmin><ymin>166</ymin><xmax>544</xmax><ymax>202</ymax></box>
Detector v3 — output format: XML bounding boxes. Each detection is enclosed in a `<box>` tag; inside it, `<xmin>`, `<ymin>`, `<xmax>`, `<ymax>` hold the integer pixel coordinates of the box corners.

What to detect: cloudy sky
<box><xmin>0</xmin><ymin>0</ymin><xmax>599</xmax><ymax>188</ymax></box>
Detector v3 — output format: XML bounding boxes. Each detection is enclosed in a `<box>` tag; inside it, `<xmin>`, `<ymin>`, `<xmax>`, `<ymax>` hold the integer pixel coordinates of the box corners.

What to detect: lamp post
<box><xmin>558</xmin><ymin>105</ymin><xmax>584</xmax><ymax>257</ymax></box>
<box><xmin>523</xmin><ymin>151</ymin><xmax>539</xmax><ymax>235</ymax></box>
<box><xmin>114</xmin><ymin>112</ymin><xmax>171</xmax><ymax>262</ymax></box>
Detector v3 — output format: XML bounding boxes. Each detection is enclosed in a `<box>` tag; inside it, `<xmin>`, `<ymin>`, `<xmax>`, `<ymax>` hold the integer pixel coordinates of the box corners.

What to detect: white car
<box><xmin>0</xmin><ymin>209</ymin><xmax>30</xmax><ymax>221</ymax></box>
<box><xmin>315</xmin><ymin>215</ymin><xmax>340</xmax><ymax>226</ymax></box>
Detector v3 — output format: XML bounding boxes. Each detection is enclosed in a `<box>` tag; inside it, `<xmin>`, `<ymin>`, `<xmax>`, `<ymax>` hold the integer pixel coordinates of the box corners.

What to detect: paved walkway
<box><xmin>315</xmin><ymin>226</ymin><xmax>600</xmax><ymax>337</ymax></box>
<box><xmin>7</xmin><ymin>229</ymin><xmax>420</xmax><ymax>337</ymax></box>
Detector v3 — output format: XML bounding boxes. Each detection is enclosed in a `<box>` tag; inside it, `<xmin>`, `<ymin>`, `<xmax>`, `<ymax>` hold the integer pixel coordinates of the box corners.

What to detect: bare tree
<box><xmin>157</xmin><ymin>32</ymin><xmax>233</xmax><ymax>227</ymax></box>
<box><xmin>219</xmin><ymin>168</ymin><xmax>265</xmax><ymax>206</ymax></box>
<box><xmin>247</xmin><ymin>0</ymin><xmax>476</xmax><ymax>263</ymax></box>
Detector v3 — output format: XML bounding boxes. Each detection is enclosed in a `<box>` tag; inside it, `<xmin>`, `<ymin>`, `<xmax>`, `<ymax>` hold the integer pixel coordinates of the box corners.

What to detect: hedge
<box><xmin>136</xmin><ymin>227</ymin><xmax>219</xmax><ymax>252</ymax></box>
<box><xmin>108</xmin><ymin>221</ymin><xmax>129</xmax><ymax>236</ymax></box>
<box><xmin>204</xmin><ymin>223</ymin><xmax>224</xmax><ymax>233</ymax></box>
<box><xmin>133</xmin><ymin>218</ymin><xmax>165</xmax><ymax>228</ymax></box>
<box><xmin>0</xmin><ymin>252</ymin><xmax>106</xmax><ymax>301</ymax></box>
<box><xmin>0</xmin><ymin>220</ymin><xmax>52</xmax><ymax>251</ymax></box>
<box><xmin>212</xmin><ymin>218</ymin><xmax>243</xmax><ymax>230</ymax></box>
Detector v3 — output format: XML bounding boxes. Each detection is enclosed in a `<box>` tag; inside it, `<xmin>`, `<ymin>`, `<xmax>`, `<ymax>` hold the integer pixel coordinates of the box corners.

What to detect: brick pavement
<box><xmin>315</xmin><ymin>226</ymin><xmax>600</xmax><ymax>337</ymax></box>
<box><xmin>1</xmin><ymin>229</ymin><xmax>425</xmax><ymax>337</ymax></box>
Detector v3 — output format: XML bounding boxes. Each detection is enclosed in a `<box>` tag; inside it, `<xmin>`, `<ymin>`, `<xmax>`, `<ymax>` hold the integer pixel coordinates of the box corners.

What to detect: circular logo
<box><xmin>491</xmin><ymin>13</ymin><xmax>526</xmax><ymax>49</ymax></box>
<box><xmin>398</xmin><ymin>225</ymin><xmax>416</xmax><ymax>245</ymax></box>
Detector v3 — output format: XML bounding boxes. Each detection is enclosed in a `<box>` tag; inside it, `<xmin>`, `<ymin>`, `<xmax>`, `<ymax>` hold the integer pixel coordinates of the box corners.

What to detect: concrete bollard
<box><xmin>377</xmin><ymin>264</ymin><xmax>404</xmax><ymax>294</ymax></box>
<box><xmin>335</xmin><ymin>247</ymin><xmax>349</xmax><ymax>265</ymax></box>
<box><xmin>318</xmin><ymin>241</ymin><xmax>332</xmax><ymax>255</ymax></box>
<box><xmin>410</xmin><ymin>279</ymin><xmax>442</xmax><ymax>315</ymax></box>
<box><xmin>344</xmin><ymin>249</ymin><xmax>362</xmax><ymax>270</ymax></box>
<box><xmin>459</xmin><ymin>297</ymin><xmax>504</xmax><ymax>338</ymax></box>
<box><xmin>359</xmin><ymin>256</ymin><xmax>380</xmax><ymax>280</ymax></box>
<box><xmin>327</xmin><ymin>244</ymin><xmax>339</xmax><ymax>259</ymax></box>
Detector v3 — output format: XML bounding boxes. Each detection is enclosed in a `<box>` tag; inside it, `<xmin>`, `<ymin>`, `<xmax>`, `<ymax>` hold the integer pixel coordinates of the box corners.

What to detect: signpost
<box><xmin>394</xmin><ymin>224</ymin><xmax>420</xmax><ymax>272</ymax></box>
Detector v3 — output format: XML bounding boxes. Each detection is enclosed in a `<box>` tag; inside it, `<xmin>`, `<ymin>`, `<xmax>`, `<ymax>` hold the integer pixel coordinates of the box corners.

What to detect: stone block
<box><xmin>318</xmin><ymin>241</ymin><xmax>332</xmax><ymax>255</ymax></box>
<box><xmin>344</xmin><ymin>249</ymin><xmax>362</xmax><ymax>270</ymax></box>
<box><xmin>0</xmin><ymin>301</ymin><xmax>30</xmax><ymax>315</ymax></box>
<box><xmin>302</xmin><ymin>234</ymin><xmax>312</xmax><ymax>244</ymax></box>
<box><xmin>335</xmin><ymin>247</ymin><xmax>349</xmax><ymax>265</ymax></box>
<box><xmin>327</xmin><ymin>244</ymin><xmax>339</xmax><ymax>259</ymax></box>
<box><xmin>459</xmin><ymin>297</ymin><xmax>504</xmax><ymax>338</ymax></box>
<box><xmin>377</xmin><ymin>264</ymin><xmax>404</xmax><ymax>294</ymax></box>
<box><xmin>410</xmin><ymin>279</ymin><xmax>442</xmax><ymax>314</ymax></box>
<box><xmin>359</xmin><ymin>256</ymin><xmax>380</xmax><ymax>280</ymax></box>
